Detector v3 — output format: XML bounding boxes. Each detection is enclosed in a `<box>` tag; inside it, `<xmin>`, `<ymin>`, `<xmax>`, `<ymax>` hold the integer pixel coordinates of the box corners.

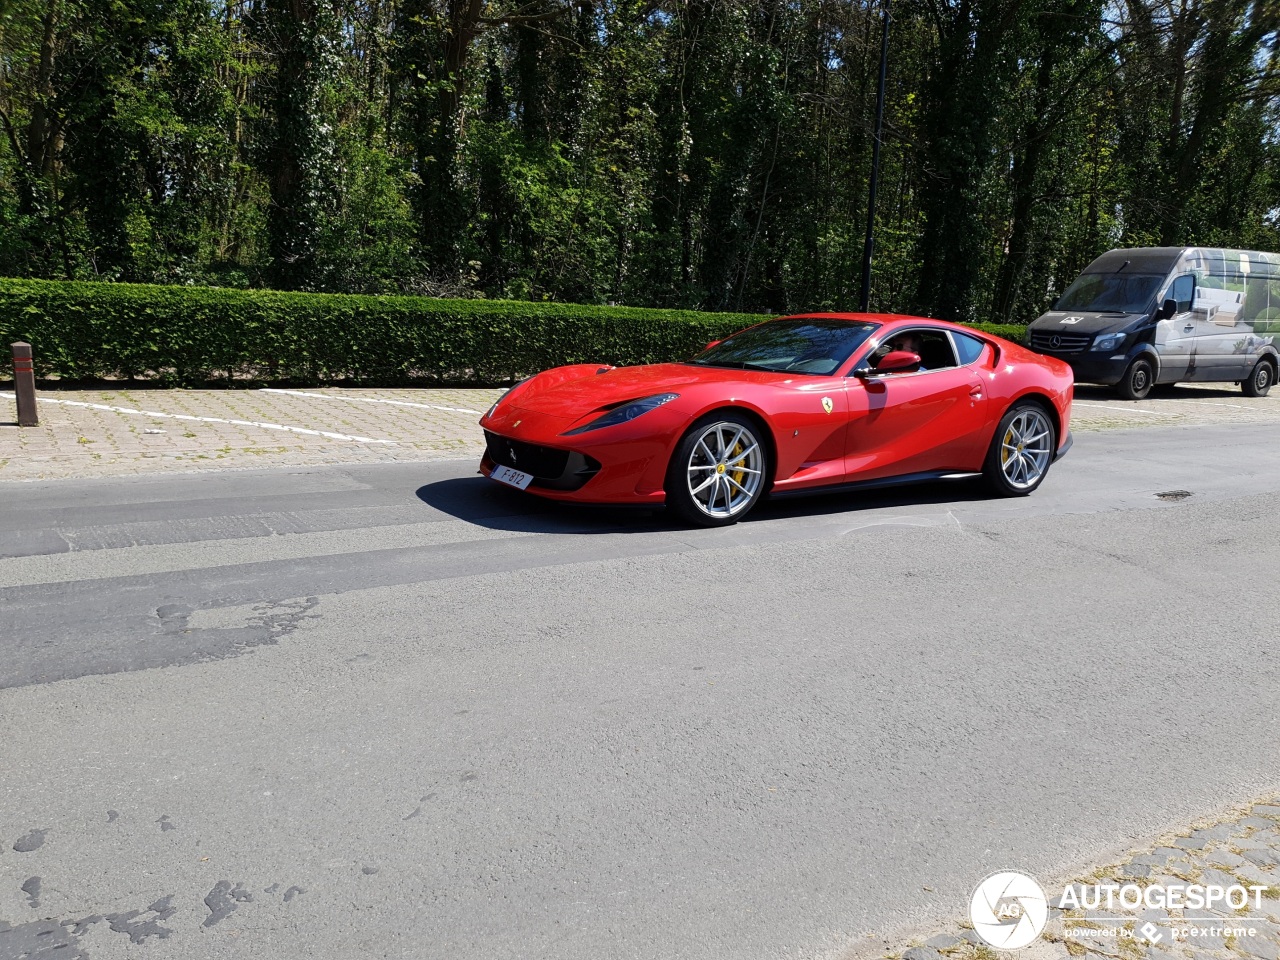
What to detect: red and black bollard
<box><xmin>12</xmin><ymin>342</ymin><xmax>37</xmax><ymax>427</ymax></box>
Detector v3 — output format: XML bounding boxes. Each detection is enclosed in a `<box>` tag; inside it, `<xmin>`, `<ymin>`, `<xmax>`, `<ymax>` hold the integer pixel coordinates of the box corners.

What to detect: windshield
<box><xmin>1056</xmin><ymin>273</ymin><xmax>1164</xmax><ymax>313</ymax></box>
<box><xmin>689</xmin><ymin>318</ymin><xmax>878</xmax><ymax>375</ymax></box>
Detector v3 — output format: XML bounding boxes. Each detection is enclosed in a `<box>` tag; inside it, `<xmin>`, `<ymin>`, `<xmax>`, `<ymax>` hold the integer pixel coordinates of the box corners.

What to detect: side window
<box><xmin>916</xmin><ymin>330</ymin><xmax>958</xmax><ymax>370</ymax></box>
<box><xmin>1170</xmin><ymin>274</ymin><xmax>1194</xmax><ymax>312</ymax></box>
<box><xmin>951</xmin><ymin>331</ymin><xmax>986</xmax><ymax>365</ymax></box>
<box><xmin>868</xmin><ymin>329</ymin><xmax>958</xmax><ymax>371</ymax></box>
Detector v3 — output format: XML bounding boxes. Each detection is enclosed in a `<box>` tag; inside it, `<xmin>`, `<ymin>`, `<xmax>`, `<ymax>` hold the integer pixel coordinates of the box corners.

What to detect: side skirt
<box><xmin>767</xmin><ymin>470</ymin><xmax>982</xmax><ymax>501</ymax></box>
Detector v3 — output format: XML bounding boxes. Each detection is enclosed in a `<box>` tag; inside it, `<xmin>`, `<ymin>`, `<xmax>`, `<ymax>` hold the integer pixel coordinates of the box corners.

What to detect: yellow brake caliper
<box><xmin>729</xmin><ymin>441</ymin><xmax>746</xmax><ymax>488</ymax></box>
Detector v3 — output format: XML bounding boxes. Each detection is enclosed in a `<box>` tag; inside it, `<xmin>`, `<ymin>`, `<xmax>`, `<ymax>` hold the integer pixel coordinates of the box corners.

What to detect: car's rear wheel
<box><xmin>1116</xmin><ymin>357</ymin><xmax>1154</xmax><ymax>400</ymax></box>
<box><xmin>666</xmin><ymin>414</ymin><xmax>768</xmax><ymax>526</ymax></box>
<box><xmin>983</xmin><ymin>403</ymin><xmax>1056</xmax><ymax>497</ymax></box>
<box><xmin>1242</xmin><ymin>358</ymin><xmax>1274</xmax><ymax>397</ymax></box>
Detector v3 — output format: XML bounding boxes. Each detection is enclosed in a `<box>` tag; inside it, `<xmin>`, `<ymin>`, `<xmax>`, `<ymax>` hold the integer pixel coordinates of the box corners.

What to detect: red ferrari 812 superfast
<box><xmin>479</xmin><ymin>313</ymin><xmax>1074</xmax><ymax>526</ymax></box>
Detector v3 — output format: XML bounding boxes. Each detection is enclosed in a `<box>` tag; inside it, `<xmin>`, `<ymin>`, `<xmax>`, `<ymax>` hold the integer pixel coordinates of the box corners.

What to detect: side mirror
<box><xmin>1158</xmin><ymin>298</ymin><xmax>1179</xmax><ymax>320</ymax></box>
<box><xmin>861</xmin><ymin>350</ymin><xmax>920</xmax><ymax>375</ymax></box>
<box><xmin>704</xmin><ymin>339</ymin><xmax>722</xmax><ymax>351</ymax></box>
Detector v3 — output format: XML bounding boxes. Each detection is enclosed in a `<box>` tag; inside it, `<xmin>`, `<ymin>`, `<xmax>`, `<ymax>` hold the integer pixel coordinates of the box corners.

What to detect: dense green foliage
<box><xmin>2</xmin><ymin>0</ymin><xmax>1277</xmax><ymax>324</ymax></box>
<box><xmin>0</xmin><ymin>277</ymin><xmax>761</xmax><ymax>382</ymax></box>
<box><xmin>0</xmin><ymin>277</ymin><xmax>1022</xmax><ymax>383</ymax></box>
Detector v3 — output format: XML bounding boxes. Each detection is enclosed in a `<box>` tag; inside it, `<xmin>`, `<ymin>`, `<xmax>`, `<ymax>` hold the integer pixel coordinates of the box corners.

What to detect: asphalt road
<box><xmin>3</xmin><ymin>422</ymin><xmax>1280</xmax><ymax>960</ymax></box>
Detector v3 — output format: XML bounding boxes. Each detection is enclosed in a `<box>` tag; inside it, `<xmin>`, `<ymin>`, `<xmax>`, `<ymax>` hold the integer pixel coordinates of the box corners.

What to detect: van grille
<box><xmin>1029</xmin><ymin>331</ymin><xmax>1091</xmax><ymax>354</ymax></box>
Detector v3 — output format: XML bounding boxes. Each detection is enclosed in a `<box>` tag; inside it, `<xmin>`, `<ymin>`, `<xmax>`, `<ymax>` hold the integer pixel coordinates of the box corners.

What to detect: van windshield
<box><xmin>1056</xmin><ymin>273</ymin><xmax>1165</xmax><ymax>313</ymax></box>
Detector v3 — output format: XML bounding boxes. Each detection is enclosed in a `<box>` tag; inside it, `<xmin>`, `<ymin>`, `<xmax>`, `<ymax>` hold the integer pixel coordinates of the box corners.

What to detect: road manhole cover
<box><xmin>1155</xmin><ymin>490</ymin><xmax>1193</xmax><ymax>501</ymax></box>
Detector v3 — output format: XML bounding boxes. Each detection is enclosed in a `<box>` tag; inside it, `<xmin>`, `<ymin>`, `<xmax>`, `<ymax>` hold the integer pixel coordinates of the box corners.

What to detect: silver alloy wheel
<box><xmin>685</xmin><ymin>420</ymin><xmax>765</xmax><ymax>519</ymax></box>
<box><xmin>999</xmin><ymin>408</ymin><xmax>1053</xmax><ymax>490</ymax></box>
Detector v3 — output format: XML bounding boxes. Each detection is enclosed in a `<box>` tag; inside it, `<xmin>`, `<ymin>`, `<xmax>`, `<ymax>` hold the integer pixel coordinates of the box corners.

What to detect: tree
<box><xmin>909</xmin><ymin>0</ymin><xmax>1027</xmax><ymax>321</ymax></box>
<box><xmin>252</xmin><ymin>0</ymin><xmax>341</xmax><ymax>289</ymax></box>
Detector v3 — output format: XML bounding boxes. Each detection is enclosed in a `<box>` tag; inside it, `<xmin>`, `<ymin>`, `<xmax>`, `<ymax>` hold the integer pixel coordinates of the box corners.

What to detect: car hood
<box><xmin>1029</xmin><ymin>310</ymin><xmax>1148</xmax><ymax>336</ymax></box>
<box><xmin>510</xmin><ymin>362</ymin><xmax>785</xmax><ymax>419</ymax></box>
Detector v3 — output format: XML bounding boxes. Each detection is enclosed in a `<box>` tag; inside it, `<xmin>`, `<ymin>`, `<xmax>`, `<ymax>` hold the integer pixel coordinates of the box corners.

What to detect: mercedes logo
<box><xmin>1050</xmin><ymin>335</ymin><xmax>1061</xmax><ymax>349</ymax></box>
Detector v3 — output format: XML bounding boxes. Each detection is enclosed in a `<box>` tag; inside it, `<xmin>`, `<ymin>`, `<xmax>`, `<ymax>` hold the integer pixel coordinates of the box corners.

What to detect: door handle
<box><xmin>1184</xmin><ymin>324</ymin><xmax>1195</xmax><ymax>331</ymax></box>
<box><xmin>969</xmin><ymin>385</ymin><xmax>983</xmax><ymax>398</ymax></box>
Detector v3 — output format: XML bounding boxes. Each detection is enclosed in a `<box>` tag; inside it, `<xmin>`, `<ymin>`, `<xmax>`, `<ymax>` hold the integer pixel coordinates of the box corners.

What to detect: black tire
<box><xmin>1242</xmin><ymin>358</ymin><xmax>1275</xmax><ymax>398</ymax></box>
<box><xmin>665</xmin><ymin>413</ymin><xmax>769</xmax><ymax>527</ymax></box>
<box><xmin>982</xmin><ymin>402</ymin><xmax>1057</xmax><ymax>498</ymax></box>
<box><xmin>1116</xmin><ymin>357</ymin><xmax>1154</xmax><ymax>400</ymax></box>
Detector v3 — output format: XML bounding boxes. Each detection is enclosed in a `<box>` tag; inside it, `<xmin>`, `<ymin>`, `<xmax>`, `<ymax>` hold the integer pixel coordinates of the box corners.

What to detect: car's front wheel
<box><xmin>983</xmin><ymin>402</ymin><xmax>1056</xmax><ymax>497</ymax></box>
<box><xmin>666</xmin><ymin>413</ymin><xmax>769</xmax><ymax>526</ymax></box>
<box><xmin>1242</xmin><ymin>358</ymin><xmax>1275</xmax><ymax>397</ymax></box>
<box><xmin>1116</xmin><ymin>357</ymin><xmax>1154</xmax><ymax>400</ymax></box>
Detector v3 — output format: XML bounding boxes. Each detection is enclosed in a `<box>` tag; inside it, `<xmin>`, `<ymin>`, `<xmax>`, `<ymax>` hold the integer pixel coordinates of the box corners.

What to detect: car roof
<box><xmin>778</xmin><ymin>311</ymin><xmax>934</xmax><ymax>322</ymax></box>
<box><xmin>775</xmin><ymin>312</ymin><xmax>976</xmax><ymax>332</ymax></box>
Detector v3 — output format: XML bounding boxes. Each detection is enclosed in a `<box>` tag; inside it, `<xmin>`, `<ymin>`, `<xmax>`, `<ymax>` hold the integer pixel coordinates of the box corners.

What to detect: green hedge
<box><xmin>0</xmin><ymin>278</ymin><xmax>1024</xmax><ymax>385</ymax></box>
<box><xmin>970</xmin><ymin>322</ymin><xmax>1024</xmax><ymax>341</ymax></box>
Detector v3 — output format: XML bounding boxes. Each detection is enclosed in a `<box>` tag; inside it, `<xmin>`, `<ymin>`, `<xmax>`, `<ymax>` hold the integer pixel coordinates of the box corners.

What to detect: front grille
<box><xmin>1029</xmin><ymin>331</ymin><xmax>1091</xmax><ymax>354</ymax></box>
<box><xmin>485</xmin><ymin>431</ymin><xmax>603</xmax><ymax>491</ymax></box>
<box><xmin>485</xmin><ymin>431</ymin><xmax>571</xmax><ymax>479</ymax></box>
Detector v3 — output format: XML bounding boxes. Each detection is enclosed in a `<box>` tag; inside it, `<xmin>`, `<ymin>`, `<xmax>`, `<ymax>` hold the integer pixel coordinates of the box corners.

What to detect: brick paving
<box><xmin>1069</xmin><ymin>384</ymin><xmax>1280</xmax><ymax>432</ymax></box>
<box><xmin>1</xmin><ymin>381</ymin><xmax>1276</xmax><ymax>482</ymax></box>
<box><xmin>847</xmin><ymin>801</ymin><xmax>1280</xmax><ymax>960</ymax></box>
<box><xmin>0</xmin><ymin>386</ymin><xmax>504</xmax><ymax>481</ymax></box>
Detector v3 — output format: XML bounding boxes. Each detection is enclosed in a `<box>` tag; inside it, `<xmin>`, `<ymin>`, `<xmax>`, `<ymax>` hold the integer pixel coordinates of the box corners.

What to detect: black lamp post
<box><xmin>859</xmin><ymin>0</ymin><xmax>891</xmax><ymax>312</ymax></box>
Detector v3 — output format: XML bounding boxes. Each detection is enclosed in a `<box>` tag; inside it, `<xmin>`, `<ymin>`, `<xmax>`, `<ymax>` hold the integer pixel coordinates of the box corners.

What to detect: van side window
<box><xmin>1170</xmin><ymin>275</ymin><xmax>1194</xmax><ymax>312</ymax></box>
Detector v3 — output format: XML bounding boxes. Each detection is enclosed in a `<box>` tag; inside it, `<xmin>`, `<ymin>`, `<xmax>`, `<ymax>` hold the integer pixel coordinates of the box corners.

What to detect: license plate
<box><xmin>490</xmin><ymin>464</ymin><xmax>534</xmax><ymax>490</ymax></box>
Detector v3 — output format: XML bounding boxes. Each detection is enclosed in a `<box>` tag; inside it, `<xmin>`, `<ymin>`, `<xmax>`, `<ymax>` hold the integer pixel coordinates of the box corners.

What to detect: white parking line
<box><xmin>1150</xmin><ymin>397</ymin><xmax>1252</xmax><ymax>410</ymax></box>
<box><xmin>1071</xmin><ymin>401</ymin><xmax>1177</xmax><ymax>416</ymax></box>
<box><xmin>37</xmin><ymin>399</ymin><xmax>398</xmax><ymax>444</ymax></box>
<box><xmin>260</xmin><ymin>388</ymin><xmax>485</xmax><ymax>415</ymax></box>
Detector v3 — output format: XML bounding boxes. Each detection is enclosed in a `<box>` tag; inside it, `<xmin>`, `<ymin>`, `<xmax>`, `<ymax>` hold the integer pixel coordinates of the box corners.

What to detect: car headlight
<box><xmin>561</xmin><ymin>393</ymin><xmax>680</xmax><ymax>436</ymax></box>
<box><xmin>1094</xmin><ymin>332</ymin><xmax>1127</xmax><ymax>352</ymax></box>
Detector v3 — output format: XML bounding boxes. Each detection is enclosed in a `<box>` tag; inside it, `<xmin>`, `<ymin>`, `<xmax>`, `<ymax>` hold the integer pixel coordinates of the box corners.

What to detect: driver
<box><xmin>874</xmin><ymin>332</ymin><xmax>927</xmax><ymax>371</ymax></box>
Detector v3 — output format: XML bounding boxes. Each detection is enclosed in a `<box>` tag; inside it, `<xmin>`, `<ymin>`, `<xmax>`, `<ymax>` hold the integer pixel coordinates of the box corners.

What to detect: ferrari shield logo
<box><xmin>821</xmin><ymin>397</ymin><xmax>833</xmax><ymax>415</ymax></box>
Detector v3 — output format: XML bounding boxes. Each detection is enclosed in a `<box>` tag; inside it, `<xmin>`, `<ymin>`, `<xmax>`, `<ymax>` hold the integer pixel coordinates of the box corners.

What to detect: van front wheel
<box><xmin>1242</xmin><ymin>358</ymin><xmax>1275</xmax><ymax>398</ymax></box>
<box><xmin>1116</xmin><ymin>358</ymin><xmax>1154</xmax><ymax>400</ymax></box>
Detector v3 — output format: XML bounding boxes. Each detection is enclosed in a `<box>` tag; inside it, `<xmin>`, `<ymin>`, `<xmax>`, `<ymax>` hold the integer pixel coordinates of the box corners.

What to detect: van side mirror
<box><xmin>1159</xmin><ymin>298</ymin><xmax>1179</xmax><ymax>320</ymax></box>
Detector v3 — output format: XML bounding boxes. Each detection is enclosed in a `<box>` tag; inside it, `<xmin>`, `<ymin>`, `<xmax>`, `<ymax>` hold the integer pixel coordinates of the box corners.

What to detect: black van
<box><xmin>1024</xmin><ymin>247</ymin><xmax>1280</xmax><ymax>399</ymax></box>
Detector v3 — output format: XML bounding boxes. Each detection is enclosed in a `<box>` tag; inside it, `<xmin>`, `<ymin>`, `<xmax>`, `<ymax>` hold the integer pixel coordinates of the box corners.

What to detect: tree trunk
<box><xmin>992</xmin><ymin>34</ymin><xmax>1059</xmax><ymax>323</ymax></box>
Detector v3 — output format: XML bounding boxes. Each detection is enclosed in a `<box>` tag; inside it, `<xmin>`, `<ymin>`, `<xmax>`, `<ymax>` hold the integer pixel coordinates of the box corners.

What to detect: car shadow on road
<box><xmin>415</xmin><ymin>477</ymin><xmax>676</xmax><ymax>535</ymax></box>
<box><xmin>415</xmin><ymin>474</ymin><xmax>996</xmax><ymax>535</ymax></box>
